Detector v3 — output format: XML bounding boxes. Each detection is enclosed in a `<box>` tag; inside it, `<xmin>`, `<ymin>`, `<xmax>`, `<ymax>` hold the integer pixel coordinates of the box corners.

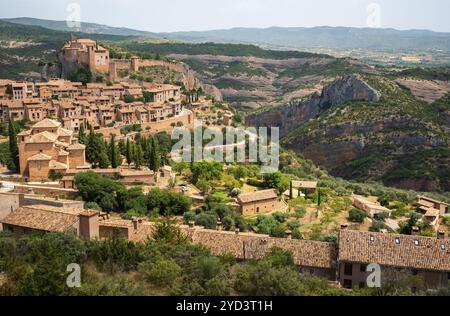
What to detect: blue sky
<box><xmin>1</xmin><ymin>0</ymin><xmax>450</xmax><ymax>33</ymax></box>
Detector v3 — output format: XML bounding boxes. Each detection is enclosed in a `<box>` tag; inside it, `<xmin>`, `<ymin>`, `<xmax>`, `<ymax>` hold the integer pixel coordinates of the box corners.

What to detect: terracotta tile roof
<box><xmin>339</xmin><ymin>230</ymin><xmax>450</xmax><ymax>272</ymax></box>
<box><xmin>419</xmin><ymin>195</ymin><xmax>449</xmax><ymax>207</ymax></box>
<box><xmin>425</xmin><ymin>208</ymin><xmax>440</xmax><ymax>217</ymax></box>
<box><xmin>32</xmin><ymin>118</ymin><xmax>61</xmax><ymax>129</ymax></box>
<box><xmin>27</xmin><ymin>153</ymin><xmax>52</xmax><ymax>161</ymax></box>
<box><xmin>237</xmin><ymin>189</ymin><xmax>278</xmax><ymax>204</ymax></box>
<box><xmin>188</xmin><ymin>228</ymin><xmax>337</xmax><ymax>269</ymax></box>
<box><xmin>66</xmin><ymin>143</ymin><xmax>86</xmax><ymax>151</ymax></box>
<box><xmin>28</xmin><ymin>131</ymin><xmax>58</xmax><ymax>143</ymax></box>
<box><xmin>292</xmin><ymin>180</ymin><xmax>318</xmax><ymax>189</ymax></box>
<box><xmin>57</xmin><ymin>128</ymin><xmax>74</xmax><ymax>137</ymax></box>
<box><xmin>49</xmin><ymin>160</ymin><xmax>68</xmax><ymax>170</ymax></box>
<box><xmin>0</xmin><ymin>205</ymin><xmax>96</xmax><ymax>233</ymax></box>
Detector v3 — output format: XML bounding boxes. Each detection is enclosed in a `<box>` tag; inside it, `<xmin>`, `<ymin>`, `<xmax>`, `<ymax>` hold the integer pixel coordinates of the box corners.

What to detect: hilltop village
<box><xmin>0</xmin><ymin>37</ymin><xmax>449</xmax><ymax>295</ymax></box>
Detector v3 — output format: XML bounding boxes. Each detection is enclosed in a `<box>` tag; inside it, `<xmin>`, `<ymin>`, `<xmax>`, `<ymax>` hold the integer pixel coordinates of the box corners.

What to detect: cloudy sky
<box><xmin>1</xmin><ymin>0</ymin><xmax>449</xmax><ymax>33</ymax></box>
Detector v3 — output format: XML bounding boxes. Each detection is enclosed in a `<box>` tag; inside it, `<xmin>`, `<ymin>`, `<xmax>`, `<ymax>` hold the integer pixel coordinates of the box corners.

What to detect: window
<box><xmin>414</xmin><ymin>240</ymin><xmax>420</xmax><ymax>246</ymax></box>
<box><xmin>369</xmin><ymin>235</ymin><xmax>375</xmax><ymax>243</ymax></box>
<box><xmin>395</xmin><ymin>238</ymin><xmax>401</xmax><ymax>245</ymax></box>
<box><xmin>343</xmin><ymin>279</ymin><xmax>352</xmax><ymax>289</ymax></box>
<box><xmin>256</xmin><ymin>207</ymin><xmax>260</xmax><ymax>213</ymax></box>
<box><xmin>344</xmin><ymin>263</ymin><xmax>353</xmax><ymax>276</ymax></box>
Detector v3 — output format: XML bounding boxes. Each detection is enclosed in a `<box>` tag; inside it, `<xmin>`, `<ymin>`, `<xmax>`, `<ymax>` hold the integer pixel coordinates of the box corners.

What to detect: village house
<box><xmin>2</xmin><ymin>203</ymin><xmax>450</xmax><ymax>290</ymax></box>
<box><xmin>352</xmin><ymin>195</ymin><xmax>392</xmax><ymax>218</ymax></box>
<box><xmin>418</xmin><ymin>196</ymin><xmax>449</xmax><ymax>216</ymax></box>
<box><xmin>291</xmin><ymin>180</ymin><xmax>318</xmax><ymax>195</ymax></box>
<box><xmin>0</xmin><ymin>205</ymin><xmax>99</xmax><ymax>239</ymax></box>
<box><xmin>338</xmin><ymin>229</ymin><xmax>450</xmax><ymax>290</ymax></box>
<box><xmin>237</xmin><ymin>189</ymin><xmax>279</xmax><ymax>216</ymax></box>
<box><xmin>143</xmin><ymin>83</ymin><xmax>181</xmax><ymax>104</ymax></box>
<box><xmin>17</xmin><ymin>119</ymin><xmax>87</xmax><ymax>182</ymax></box>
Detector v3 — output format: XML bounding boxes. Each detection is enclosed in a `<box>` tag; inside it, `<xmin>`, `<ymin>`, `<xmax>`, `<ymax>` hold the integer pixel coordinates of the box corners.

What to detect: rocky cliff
<box><xmin>246</xmin><ymin>75</ymin><xmax>450</xmax><ymax>192</ymax></box>
<box><xmin>246</xmin><ymin>75</ymin><xmax>381</xmax><ymax>137</ymax></box>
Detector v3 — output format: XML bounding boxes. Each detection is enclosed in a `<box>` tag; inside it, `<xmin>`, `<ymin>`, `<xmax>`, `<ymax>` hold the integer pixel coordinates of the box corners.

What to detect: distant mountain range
<box><xmin>3</xmin><ymin>17</ymin><xmax>450</xmax><ymax>52</ymax></box>
<box><xmin>2</xmin><ymin>17</ymin><xmax>162</xmax><ymax>39</ymax></box>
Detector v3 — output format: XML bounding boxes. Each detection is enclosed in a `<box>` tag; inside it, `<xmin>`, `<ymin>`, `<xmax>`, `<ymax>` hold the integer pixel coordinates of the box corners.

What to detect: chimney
<box><xmin>412</xmin><ymin>226</ymin><xmax>420</xmax><ymax>236</ymax></box>
<box><xmin>341</xmin><ymin>223</ymin><xmax>349</xmax><ymax>230</ymax></box>
<box><xmin>217</xmin><ymin>220</ymin><xmax>223</xmax><ymax>231</ymax></box>
<box><xmin>79</xmin><ymin>211</ymin><xmax>99</xmax><ymax>240</ymax></box>
<box><xmin>188</xmin><ymin>221</ymin><xmax>195</xmax><ymax>228</ymax></box>
<box><xmin>132</xmin><ymin>217</ymin><xmax>140</xmax><ymax>231</ymax></box>
<box><xmin>437</xmin><ymin>230</ymin><xmax>446</xmax><ymax>240</ymax></box>
<box><xmin>286</xmin><ymin>230</ymin><xmax>292</xmax><ymax>239</ymax></box>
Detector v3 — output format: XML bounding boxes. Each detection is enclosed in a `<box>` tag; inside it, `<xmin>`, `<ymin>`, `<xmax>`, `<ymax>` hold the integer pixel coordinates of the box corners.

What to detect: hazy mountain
<box><xmin>4</xmin><ymin>18</ymin><xmax>450</xmax><ymax>53</ymax></box>
<box><xmin>162</xmin><ymin>26</ymin><xmax>450</xmax><ymax>52</ymax></box>
<box><xmin>2</xmin><ymin>17</ymin><xmax>162</xmax><ymax>39</ymax></box>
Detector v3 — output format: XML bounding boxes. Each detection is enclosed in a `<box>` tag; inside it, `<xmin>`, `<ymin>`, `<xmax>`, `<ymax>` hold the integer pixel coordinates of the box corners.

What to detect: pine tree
<box><xmin>126</xmin><ymin>139</ymin><xmax>132</xmax><ymax>166</ymax></box>
<box><xmin>8</xmin><ymin>122</ymin><xmax>19</xmax><ymax>172</ymax></box>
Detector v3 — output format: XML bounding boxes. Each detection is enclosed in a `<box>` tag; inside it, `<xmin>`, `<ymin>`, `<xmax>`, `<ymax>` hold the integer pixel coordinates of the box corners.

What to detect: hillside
<box><xmin>2</xmin><ymin>17</ymin><xmax>162</xmax><ymax>39</ymax></box>
<box><xmin>7</xmin><ymin>18</ymin><xmax>450</xmax><ymax>53</ymax></box>
<box><xmin>117</xmin><ymin>41</ymin><xmax>375</xmax><ymax>107</ymax></box>
<box><xmin>247</xmin><ymin>75</ymin><xmax>450</xmax><ymax>192</ymax></box>
<box><xmin>0</xmin><ymin>20</ymin><xmax>128</xmax><ymax>80</ymax></box>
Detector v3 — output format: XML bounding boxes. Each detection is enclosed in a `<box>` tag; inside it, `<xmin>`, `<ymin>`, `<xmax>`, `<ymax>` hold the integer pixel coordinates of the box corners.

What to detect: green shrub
<box><xmin>348</xmin><ymin>208</ymin><xmax>368</xmax><ymax>223</ymax></box>
<box><xmin>139</xmin><ymin>259</ymin><xmax>182</xmax><ymax>287</ymax></box>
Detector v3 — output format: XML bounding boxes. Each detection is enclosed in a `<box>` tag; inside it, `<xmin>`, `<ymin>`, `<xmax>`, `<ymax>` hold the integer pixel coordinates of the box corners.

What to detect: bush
<box><xmin>139</xmin><ymin>259</ymin><xmax>182</xmax><ymax>287</ymax></box>
<box><xmin>270</xmin><ymin>224</ymin><xmax>287</xmax><ymax>238</ymax></box>
<box><xmin>272</xmin><ymin>212</ymin><xmax>289</xmax><ymax>223</ymax></box>
<box><xmin>348</xmin><ymin>208</ymin><xmax>368</xmax><ymax>223</ymax></box>
<box><xmin>287</xmin><ymin>220</ymin><xmax>301</xmax><ymax>231</ymax></box>
<box><xmin>222</xmin><ymin>216</ymin><xmax>235</xmax><ymax>231</ymax></box>
<box><xmin>85</xmin><ymin>202</ymin><xmax>102</xmax><ymax>211</ymax></box>
<box><xmin>183</xmin><ymin>211</ymin><xmax>196</xmax><ymax>224</ymax></box>
<box><xmin>256</xmin><ymin>215</ymin><xmax>278</xmax><ymax>235</ymax></box>
<box><xmin>195</xmin><ymin>212</ymin><xmax>217</xmax><ymax>229</ymax></box>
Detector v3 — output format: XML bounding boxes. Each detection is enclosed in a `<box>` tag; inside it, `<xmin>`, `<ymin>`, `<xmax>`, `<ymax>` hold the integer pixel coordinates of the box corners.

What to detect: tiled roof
<box><xmin>57</xmin><ymin>128</ymin><xmax>74</xmax><ymax>137</ymax></box>
<box><xmin>419</xmin><ymin>195</ymin><xmax>449</xmax><ymax>207</ymax></box>
<box><xmin>188</xmin><ymin>228</ymin><xmax>337</xmax><ymax>269</ymax></box>
<box><xmin>66</xmin><ymin>143</ymin><xmax>86</xmax><ymax>151</ymax></box>
<box><xmin>292</xmin><ymin>180</ymin><xmax>318</xmax><ymax>189</ymax></box>
<box><xmin>27</xmin><ymin>153</ymin><xmax>52</xmax><ymax>161</ymax></box>
<box><xmin>49</xmin><ymin>160</ymin><xmax>68</xmax><ymax>170</ymax></box>
<box><xmin>32</xmin><ymin>118</ymin><xmax>61</xmax><ymax>129</ymax></box>
<box><xmin>0</xmin><ymin>205</ymin><xmax>96</xmax><ymax>233</ymax></box>
<box><xmin>28</xmin><ymin>131</ymin><xmax>58</xmax><ymax>143</ymax></box>
<box><xmin>339</xmin><ymin>230</ymin><xmax>450</xmax><ymax>272</ymax></box>
<box><xmin>237</xmin><ymin>189</ymin><xmax>278</xmax><ymax>204</ymax></box>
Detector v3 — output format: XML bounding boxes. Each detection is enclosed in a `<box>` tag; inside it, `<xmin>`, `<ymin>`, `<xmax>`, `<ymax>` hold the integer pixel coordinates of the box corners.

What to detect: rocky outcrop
<box><xmin>246</xmin><ymin>75</ymin><xmax>381</xmax><ymax>137</ymax></box>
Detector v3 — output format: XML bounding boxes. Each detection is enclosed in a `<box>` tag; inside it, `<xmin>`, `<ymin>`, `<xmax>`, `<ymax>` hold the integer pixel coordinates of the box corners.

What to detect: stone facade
<box><xmin>18</xmin><ymin>119</ymin><xmax>87</xmax><ymax>182</ymax></box>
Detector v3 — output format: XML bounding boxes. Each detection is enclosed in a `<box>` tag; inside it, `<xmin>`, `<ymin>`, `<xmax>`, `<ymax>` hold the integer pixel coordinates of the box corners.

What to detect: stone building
<box><xmin>0</xmin><ymin>205</ymin><xmax>99</xmax><ymax>239</ymax></box>
<box><xmin>17</xmin><ymin>119</ymin><xmax>87</xmax><ymax>182</ymax></box>
<box><xmin>338</xmin><ymin>229</ymin><xmax>450</xmax><ymax>290</ymax></box>
<box><xmin>62</xmin><ymin>36</ymin><xmax>110</xmax><ymax>74</ymax></box>
<box><xmin>237</xmin><ymin>189</ymin><xmax>279</xmax><ymax>216</ymax></box>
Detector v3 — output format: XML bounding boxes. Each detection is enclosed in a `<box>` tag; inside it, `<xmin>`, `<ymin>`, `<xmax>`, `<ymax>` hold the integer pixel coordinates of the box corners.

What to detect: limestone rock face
<box><xmin>246</xmin><ymin>75</ymin><xmax>381</xmax><ymax>137</ymax></box>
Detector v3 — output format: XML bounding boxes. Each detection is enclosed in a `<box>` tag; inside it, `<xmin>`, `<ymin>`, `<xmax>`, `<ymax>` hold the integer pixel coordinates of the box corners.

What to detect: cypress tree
<box><xmin>110</xmin><ymin>134</ymin><xmax>120</xmax><ymax>168</ymax></box>
<box><xmin>126</xmin><ymin>139</ymin><xmax>132</xmax><ymax>166</ymax></box>
<box><xmin>149</xmin><ymin>137</ymin><xmax>161</xmax><ymax>172</ymax></box>
<box><xmin>8</xmin><ymin>122</ymin><xmax>19</xmax><ymax>172</ymax></box>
